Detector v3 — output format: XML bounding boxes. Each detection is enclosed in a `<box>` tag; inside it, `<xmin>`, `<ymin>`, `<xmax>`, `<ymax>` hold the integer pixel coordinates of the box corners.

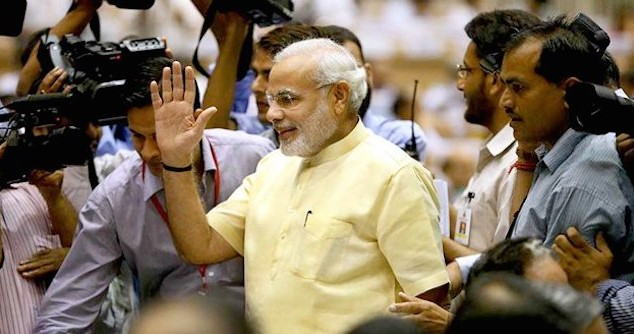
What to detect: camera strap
<box><xmin>192</xmin><ymin>2</ymin><xmax>253</xmax><ymax>80</ymax></box>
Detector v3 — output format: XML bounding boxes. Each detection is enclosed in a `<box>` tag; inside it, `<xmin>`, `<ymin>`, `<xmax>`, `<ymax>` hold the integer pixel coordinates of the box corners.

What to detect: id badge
<box><xmin>454</xmin><ymin>195</ymin><xmax>473</xmax><ymax>246</ymax></box>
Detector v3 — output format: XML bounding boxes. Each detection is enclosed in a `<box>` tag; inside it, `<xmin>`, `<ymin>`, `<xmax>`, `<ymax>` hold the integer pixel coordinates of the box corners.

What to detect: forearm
<box><xmin>17</xmin><ymin>1</ymin><xmax>100</xmax><ymax>96</ymax></box>
<box><xmin>442</xmin><ymin>236</ymin><xmax>477</xmax><ymax>263</ymax></box>
<box><xmin>203</xmin><ymin>18</ymin><xmax>248</xmax><ymax>129</ymax></box>
<box><xmin>162</xmin><ymin>170</ymin><xmax>234</xmax><ymax>264</ymax></box>
<box><xmin>44</xmin><ymin>194</ymin><xmax>78</xmax><ymax>247</ymax></box>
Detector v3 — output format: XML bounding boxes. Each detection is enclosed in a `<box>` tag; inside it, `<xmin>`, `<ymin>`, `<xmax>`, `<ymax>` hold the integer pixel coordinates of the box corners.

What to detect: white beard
<box><xmin>279</xmin><ymin>98</ymin><xmax>338</xmax><ymax>157</ymax></box>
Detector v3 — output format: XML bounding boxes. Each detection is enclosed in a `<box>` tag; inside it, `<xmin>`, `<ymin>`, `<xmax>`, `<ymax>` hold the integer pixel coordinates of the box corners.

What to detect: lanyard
<box><xmin>142</xmin><ymin>141</ymin><xmax>220</xmax><ymax>290</ymax></box>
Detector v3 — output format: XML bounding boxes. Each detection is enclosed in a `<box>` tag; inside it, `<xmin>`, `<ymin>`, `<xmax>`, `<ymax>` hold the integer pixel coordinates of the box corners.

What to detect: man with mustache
<box><xmin>153</xmin><ymin>39</ymin><xmax>449</xmax><ymax>334</ymax></box>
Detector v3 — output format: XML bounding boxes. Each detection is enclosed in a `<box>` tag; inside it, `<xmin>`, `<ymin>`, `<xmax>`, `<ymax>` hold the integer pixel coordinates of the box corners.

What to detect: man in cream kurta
<box><xmin>153</xmin><ymin>39</ymin><xmax>449</xmax><ymax>334</ymax></box>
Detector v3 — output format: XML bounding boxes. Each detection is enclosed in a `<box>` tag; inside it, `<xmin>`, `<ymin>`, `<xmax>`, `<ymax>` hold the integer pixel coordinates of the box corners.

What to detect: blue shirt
<box><xmin>596</xmin><ymin>279</ymin><xmax>634</xmax><ymax>333</ymax></box>
<box><xmin>512</xmin><ymin>129</ymin><xmax>634</xmax><ymax>282</ymax></box>
<box><xmin>35</xmin><ymin>129</ymin><xmax>275</xmax><ymax>333</ymax></box>
<box><xmin>362</xmin><ymin>112</ymin><xmax>428</xmax><ymax>162</ymax></box>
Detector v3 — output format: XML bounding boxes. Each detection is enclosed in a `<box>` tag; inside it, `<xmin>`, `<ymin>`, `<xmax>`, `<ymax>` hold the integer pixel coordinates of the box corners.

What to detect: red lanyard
<box><xmin>142</xmin><ymin>142</ymin><xmax>220</xmax><ymax>290</ymax></box>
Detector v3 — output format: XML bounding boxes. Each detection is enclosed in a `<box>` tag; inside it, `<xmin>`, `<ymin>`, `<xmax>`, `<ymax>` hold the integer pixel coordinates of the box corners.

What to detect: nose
<box><xmin>456</xmin><ymin>76</ymin><xmax>465</xmax><ymax>91</ymax></box>
<box><xmin>140</xmin><ymin>136</ymin><xmax>161</xmax><ymax>162</ymax></box>
<box><xmin>251</xmin><ymin>74</ymin><xmax>266</xmax><ymax>95</ymax></box>
<box><xmin>266</xmin><ymin>104</ymin><xmax>284</xmax><ymax>123</ymax></box>
<box><xmin>499</xmin><ymin>87</ymin><xmax>513</xmax><ymax>111</ymax></box>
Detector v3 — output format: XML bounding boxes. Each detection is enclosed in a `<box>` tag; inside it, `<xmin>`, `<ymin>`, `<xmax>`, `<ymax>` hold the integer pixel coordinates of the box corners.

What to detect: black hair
<box><xmin>447</xmin><ymin>273</ymin><xmax>574</xmax><ymax>334</ymax></box>
<box><xmin>467</xmin><ymin>237</ymin><xmax>548</xmax><ymax>287</ymax></box>
<box><xmin>121</xmin><ymin>56</ymin><xmax>201</xmax><ymax>111</ymax></box>
<box><xmin>465</xmin><ymin>10</ymin><xmax>541</xmax><ymax>60</ymax></box>
<box><xmin>256</xmin><ymin>23</ymin><xmax>321</xmax><ymax>57</ymax></box>
<box><xmin>319</xmin><ymin>25</ymin><xmax>366</xmax><ymax>63</ymax></box>
<box><xmin>505</xmin><ymin>15</ymin><xmax>608</xmax><ymax>85</ymax></box>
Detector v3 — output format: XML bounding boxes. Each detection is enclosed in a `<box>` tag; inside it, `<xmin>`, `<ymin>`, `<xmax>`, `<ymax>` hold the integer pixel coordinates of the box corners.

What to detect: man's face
<box><xmin>128</xmin><ymin>105</ymin><xmax>162</xmax><ymax>176</ymax></box>
<box><xmin>457</xmin><ymin>42</ymin><xmax>496</xmax><ymax>127</ymax></box>
<box><xmin>266</xmin><ymin>55</ymin><xmax>338</xmax><ymax>157</ymax></box>
<box><xmin>499</xmin><ymin>38</ymin><xmax>568</xmax><ymax>148</ymax></box>
<box><xmin>251</xmin><ymin>47</ymin><xmax>273</xmax><ymax>124</ymax></box>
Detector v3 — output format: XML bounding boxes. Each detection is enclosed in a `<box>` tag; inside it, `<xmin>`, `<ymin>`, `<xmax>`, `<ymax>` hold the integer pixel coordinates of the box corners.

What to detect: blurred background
<box><xmin>3</xmin><ymin>0</ymin><xmax>634</xmax><ymax>200</ymax></box>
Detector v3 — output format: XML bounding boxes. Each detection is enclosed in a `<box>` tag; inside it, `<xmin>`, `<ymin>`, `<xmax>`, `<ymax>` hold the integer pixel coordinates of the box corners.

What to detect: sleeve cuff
<box><xmin>455</xmin><ymin>254</ymin><xmax>482</xmax><ymax>286</ymax></box>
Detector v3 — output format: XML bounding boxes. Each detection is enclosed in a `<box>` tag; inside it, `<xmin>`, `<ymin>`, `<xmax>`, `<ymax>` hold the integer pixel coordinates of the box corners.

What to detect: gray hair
<box><xmin>273</xmin><ymin>38</ymin><xmax>367</xmax><ymax>113</ymax></box>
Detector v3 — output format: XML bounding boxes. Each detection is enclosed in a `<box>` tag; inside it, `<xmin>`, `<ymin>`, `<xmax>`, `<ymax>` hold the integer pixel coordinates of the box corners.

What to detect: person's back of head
<box><xmin>346</xmin><ymin>315</ymin><xmax>423</xmax><ymax>334</ymax></box>
<box><xmin>129</xmin><ymin>292</ymin><xmax>254</xmax><ymax>334</ymax></box>
<box><xmin>468</xmin><ymin>237</ymin><xmax>548</xmax><ymax>283</ymax></box>
<box><xmin>256</xmin><ymin>23</ymin><xmax>322</xmax><ymax>57</ymax></box>
<box><xmin>447</xmin><ymin>273</ymin><xmax>575</xmax><ymax>334</ymax></box>
<box><xmin>465</xmin><ymin>9</ymin><xmax>541</xmax><ymax>72</ymax></box>
<box><xmin>121</xmin><ymin>56</ymin><xmax>201</xmax><ymax>111</ymax></box>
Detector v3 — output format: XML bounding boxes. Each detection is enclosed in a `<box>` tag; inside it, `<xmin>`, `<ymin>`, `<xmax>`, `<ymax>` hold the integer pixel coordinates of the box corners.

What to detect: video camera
<box><xmin>215</xmin><ymin>0</ymin><xmax>294</xmax><ymax>27</ymax></box>
<box><xmin>0</xmin><ymin>34</ymin><xmax>166</xmax><ymax>185</ymax></box>
<box><xmin>566</xmin><ymin>82</ymin><xmax>634</xmax><ymax>135</ymax></box>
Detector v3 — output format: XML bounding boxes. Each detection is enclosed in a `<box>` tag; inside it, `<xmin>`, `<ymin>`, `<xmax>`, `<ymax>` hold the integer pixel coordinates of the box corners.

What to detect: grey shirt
<box><xmin>35</xmin><ymin>129</ymin><xmax>275</xmax><ymax>333</ymax></box>
<box><xmin>512</xmin><ymin>130</ymin><xmax>634</xmax><ymax>282</ymax></box>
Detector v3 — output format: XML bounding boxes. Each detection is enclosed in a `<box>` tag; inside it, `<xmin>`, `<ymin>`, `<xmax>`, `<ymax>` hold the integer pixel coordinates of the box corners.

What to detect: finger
<box><xmin>193</xmin><ymin>107</ymin><xmax>217</xmax><ymax>131</ymax></box>
<box><xmin>565</xmin><ymin>226</ymin><xmax>592</xmax><ymax>250</ymax></box>
<box><xmin>552</xmin><ymin>244</ymin><xmax>571</xmax><ymax>264</ymax></box>
<box><xmin>48</xmin><ymin>70</ymin><xmax>68</xmax><ymax>92</ymax></box>
<box><xmin>171</xmin><ymin>61</ymin><xmax>184</xmax><ymax>101</ymax></box>
<box><xmin>388</xmin><ymin>301</ymin><xmax>423</xmax><ymax>314</ymax></box>
<box><xmin>165</xmin><ymin>47</ymin><xmax>174</xmax><ymax>59</ymax></box>
<box><xmin>161</xmin><ymin>66</ymin><xmax>173</xmax><ymax>103</ymax></box>
<box><xmin>150</xmin><ymin>81</ymin><xmax>163</xmax><ymax>111</ymax></box>
<box><xmin>554</xmin><ymin>234</ymin><xmax>576</xmax><ymax>253</ymax></box>
<box><xmin>595</xmin><ymin>232</ymin><xmax>611</xmax><ymax>255</ymax></box>
<box><xmin>17</xmin><ymin>258</ymin><xmax>49</xmax><ymax>273</ymax></box>
<box><xmin>38</xmin><ymin>68</ymin><xmax>61</xmax><ymax>93</ymax></box>
<box><xmin>184</xmin><ymin>66</ymin><xmax>197</xmax><ymax>104</ymax></box>
<box><xmin>20</xmin><ymin>263</ymin><xmax>55</xmax><ymax>278</ymax></box>
<box><xmin>398</xmin><ymin>291</ymin><xmax>417</xmax><ymax>302</ymax></box>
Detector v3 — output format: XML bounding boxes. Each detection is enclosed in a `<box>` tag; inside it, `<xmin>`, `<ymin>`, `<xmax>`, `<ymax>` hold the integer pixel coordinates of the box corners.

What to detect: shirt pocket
<box><xmin>290</xmin><ymin>214</ymin><xmax>353</xmax><ymax>282</ymax></box>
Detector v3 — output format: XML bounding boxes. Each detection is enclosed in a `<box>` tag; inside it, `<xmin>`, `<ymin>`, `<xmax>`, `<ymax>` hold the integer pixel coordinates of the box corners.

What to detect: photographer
<box><xmin>0</xmin><ymin>140</ymin><xmax>79</xmax><ymax>334</ymax></box>
<box><xmin>34</xmin><ymin>56</ymin><xmax>274</xmax><ymax>333</ymax></box>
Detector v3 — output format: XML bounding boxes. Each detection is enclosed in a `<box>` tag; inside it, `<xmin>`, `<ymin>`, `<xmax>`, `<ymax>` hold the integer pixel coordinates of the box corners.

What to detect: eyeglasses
<box><xmin>456</xmin><ymin>64</ymin><xmax>474</xmax><ymax>79</ymax></box>
<box><xmin>266</xmin><ymin>84</ymin><xmax>333</xmax><ymax>109</ymax></box>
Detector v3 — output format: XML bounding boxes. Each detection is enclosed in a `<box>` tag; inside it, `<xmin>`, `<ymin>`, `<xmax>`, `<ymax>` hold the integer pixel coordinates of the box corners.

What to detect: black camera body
<box><xmin>0</xmin><ymin>35</ymin><xmax>166</xmax><ymax>185</ymax></box>
<box><xmin>106</xmin><ymin>0</ymin><xmax>156</xmax><ymax>9</ymax></box>
<box><xmin>566</xmin><ymin>82</ymin><xmax>634</xmax><ymax>135</ymax></box>
<box><xmin>216</xmin><ymin>0</ymin><xmax>294</xmax><ymax>27</ymax></box>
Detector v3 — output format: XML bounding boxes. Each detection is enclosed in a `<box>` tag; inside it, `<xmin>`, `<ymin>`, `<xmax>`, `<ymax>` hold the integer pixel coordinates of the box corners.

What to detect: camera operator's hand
<box><xmin>0</xmin><ymin>142</ymin><xmax>6</xmax><ymax>160</ymax></box>
<box><xmin>553</xmin><ymin>227</ymin><xmax>612</xmax><ymax>294</ymax></box>
<box><xmin>151</xmin><ymin>61</ymin><xmax>217</xmax><ymax>166</ymax></box>
<box><xmin>212</xmin><ymin>11</ymin><xmax>249</xmax><ymax>49</ymax></box>
<box><xmin>29</xmin><ymin>169</ymin><xmax>64</xmax><ymax>202</ymax></box>
<box><xmin>17</xmin><ymin>247</ymin><xmax>69</xmax><ymax>279</ymax></box>
<box><xmin>37</xmin><ymin>67</ymin><xmax>70</xmax><ymax>94</ymax></box>
<box><xmin>76</xmin><ymin>0</ymin><xmax>104</xmax><ymax>10</ymax></box>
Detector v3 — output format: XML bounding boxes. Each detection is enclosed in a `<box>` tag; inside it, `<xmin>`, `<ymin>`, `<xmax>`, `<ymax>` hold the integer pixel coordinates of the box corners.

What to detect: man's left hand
<box><xmin>17</xmin><ymin>247</ymin><xmax>69</xmax><ymax>279</ymax></box>
<box><xmin>388</xmin><ymin>292</ymin><xmax>452</xmax><ymax>334</ymax></box>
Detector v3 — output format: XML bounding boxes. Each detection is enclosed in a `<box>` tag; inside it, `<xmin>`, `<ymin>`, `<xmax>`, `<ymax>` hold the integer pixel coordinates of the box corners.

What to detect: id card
<box><xmin>454</xmin><ymin>207</ymin><xmax>472</xmax><ymax>245</ymax></box>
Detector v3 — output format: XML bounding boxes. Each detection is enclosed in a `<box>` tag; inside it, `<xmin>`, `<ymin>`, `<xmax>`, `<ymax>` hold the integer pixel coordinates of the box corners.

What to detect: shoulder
<box><xmin>357</xmin><ymin>132</ymin><xmax>428</xmax><ymax>176</ymax></box>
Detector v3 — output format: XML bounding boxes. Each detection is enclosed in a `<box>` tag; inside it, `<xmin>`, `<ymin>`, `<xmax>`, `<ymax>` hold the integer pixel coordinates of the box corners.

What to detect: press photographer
<box><xmin>0</xmin><ymin>34</ymin><xmax>166</xmax><ymax>185</ymax></box>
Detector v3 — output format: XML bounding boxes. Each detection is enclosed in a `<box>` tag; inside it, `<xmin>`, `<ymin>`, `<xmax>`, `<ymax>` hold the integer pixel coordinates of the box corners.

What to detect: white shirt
<box><xmin>453</xmin><ymin>124</ymin><xmax>517</xmax><ymax>252</ymax></box>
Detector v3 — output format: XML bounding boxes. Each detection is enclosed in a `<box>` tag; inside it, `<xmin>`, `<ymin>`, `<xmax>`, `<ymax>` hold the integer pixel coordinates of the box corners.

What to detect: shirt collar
<box><xmin>485</xmin><ymin>123</ymin><xmax>516</xmax><ymax>157</ymax></box>
<box><xmin>538</xmin><ymin>128</ymin><xmax>587</xmax><ymax>172</ymax></box>
<box><xmin>303</xmin><ymin>118</ymin><xmax>369</xmax><ymax>166</ymax></box>
<box><xmin>142</xmin><ymin>139</ymin><xmax>216</xmax><ymax>201</ymax></box>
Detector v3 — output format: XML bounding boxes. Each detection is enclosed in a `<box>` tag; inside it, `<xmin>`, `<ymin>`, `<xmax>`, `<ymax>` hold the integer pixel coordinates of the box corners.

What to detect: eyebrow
<box><xmin>267</xmin><ymin>88</ymin><xmax>299</xmax><ymax>97</ymax></box>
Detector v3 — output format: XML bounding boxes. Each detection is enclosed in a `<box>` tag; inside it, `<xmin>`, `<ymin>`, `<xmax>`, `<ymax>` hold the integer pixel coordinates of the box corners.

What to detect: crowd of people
<box><xmin>2</xmin><ymin>0</ymin><xmax>634</xmax><ymax>334</ymax></box>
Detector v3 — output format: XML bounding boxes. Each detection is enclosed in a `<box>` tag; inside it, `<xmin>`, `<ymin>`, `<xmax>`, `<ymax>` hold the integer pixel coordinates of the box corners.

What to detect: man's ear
<box><xmin>332</xmin><ymin>81</ymin><xmax>350</xmax><ymax>115</ymax></box>
<box><xmin>488</xmin><ymin>73</ymin><xmax>504</xmax><ymax>96</ymax></box>
<box><xmin>364</xmin><ymin>62</ymin><xmax>374</xmax><ymax>89</ymax></box>
<box><xmin>563</xmin><ymin>77</ymin><xmax>581</xmax><ymax>89</ymax></box>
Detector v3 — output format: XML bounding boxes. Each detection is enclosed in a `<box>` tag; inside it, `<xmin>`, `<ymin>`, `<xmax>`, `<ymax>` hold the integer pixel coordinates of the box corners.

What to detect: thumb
<box><xmin>193</xmin><ymin>107</ymin><xmax>217</xmax><ymax>130</ymax></box>
<box><xmin>398</xmin><ymin>291</ymin><xmax>417</xmax><ymax>302</ymax></box>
